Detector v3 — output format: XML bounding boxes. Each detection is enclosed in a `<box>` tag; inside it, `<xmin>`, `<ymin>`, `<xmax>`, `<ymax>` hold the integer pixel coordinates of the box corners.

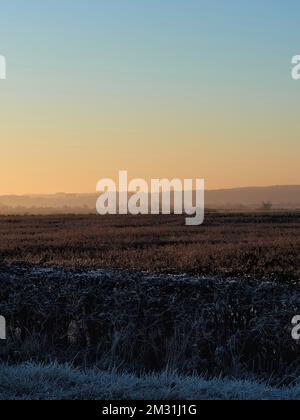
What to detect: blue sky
<box><xmin>1</xmin><ymin>0</ymin><xmax>299</xmax><ymax>93</ymax></box>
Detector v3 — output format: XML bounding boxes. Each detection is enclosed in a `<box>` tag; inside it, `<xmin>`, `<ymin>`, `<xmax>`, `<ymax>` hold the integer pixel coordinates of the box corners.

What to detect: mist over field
<box><xmin>0</xmin><ymin>186</ymin><xmax>299</xmax><ymax>214</ymax></box>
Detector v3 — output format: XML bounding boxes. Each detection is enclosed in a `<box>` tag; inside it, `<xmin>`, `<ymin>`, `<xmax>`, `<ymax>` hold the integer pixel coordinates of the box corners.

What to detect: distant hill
<box><xmin>0</xmin><ymin>186</ymin><xmax>299</xmax><ymax>214</ymax></box>
<box><xmin>206</xmin><ymin>185</ymin><xmax>300</xmax><ymax>208</ymax></box>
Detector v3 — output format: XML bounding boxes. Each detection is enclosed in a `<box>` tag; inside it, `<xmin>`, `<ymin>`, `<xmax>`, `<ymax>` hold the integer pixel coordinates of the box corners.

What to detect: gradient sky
<box><xmin>0</xmin><ymin>0</ymin><xmax>299</xmax><ymax>194</ymax></box>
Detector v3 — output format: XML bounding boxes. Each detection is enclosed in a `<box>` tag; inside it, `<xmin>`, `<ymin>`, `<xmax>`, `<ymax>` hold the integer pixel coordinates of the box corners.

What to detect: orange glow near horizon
<box><xmin>1</xmin><ymin>98</ymin><xmax>299</xmax><ymax>195</ymax></box>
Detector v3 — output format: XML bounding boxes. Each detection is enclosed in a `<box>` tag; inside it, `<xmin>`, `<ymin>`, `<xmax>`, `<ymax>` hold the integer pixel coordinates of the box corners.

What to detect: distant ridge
<box><xmin>0</xmin><ymin>185</ymin><xmax>299</xmax><ymax>214</ymax></box>
<box><xmin>205</xmin><ymin>185</ymin><xmax>300</xmax><ymax>207</ymax></box>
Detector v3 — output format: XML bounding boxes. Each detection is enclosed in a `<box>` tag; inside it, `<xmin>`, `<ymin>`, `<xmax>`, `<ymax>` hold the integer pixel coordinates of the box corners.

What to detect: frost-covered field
<box><xmin>1</xmin><ymin>264</ymin><xmax>300</xmax><ymax>396</ymax></box>
<box><xmin>1</xmin><ymin>362</ymin><xmax>300</xmax><ymax>400</ymax></box>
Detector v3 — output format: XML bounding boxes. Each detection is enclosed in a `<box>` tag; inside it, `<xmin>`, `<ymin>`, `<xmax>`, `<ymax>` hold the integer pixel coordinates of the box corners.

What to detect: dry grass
<box><xmin>2</xmin><ymin>362</ymin><xmax>300</xmax><ymax>400</ymax></box>
<box><xmin>0</xmin><ymin>212</ymin><xmax>299</xmax><ymax>280</ymax></box>
<box><xmin>1</xmin><ymin>267</ymin><xmax>300</xmax><ymax>381</ymax></box>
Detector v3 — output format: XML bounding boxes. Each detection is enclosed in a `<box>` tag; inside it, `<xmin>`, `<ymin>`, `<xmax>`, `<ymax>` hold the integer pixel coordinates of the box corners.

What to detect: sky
<box><xmin>0</xmin><ymin>0</ymin><xmax>299</xmax><ymax>194</ymax></box>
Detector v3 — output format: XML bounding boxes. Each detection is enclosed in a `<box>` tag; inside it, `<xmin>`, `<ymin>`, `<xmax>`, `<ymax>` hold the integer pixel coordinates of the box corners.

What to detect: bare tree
<box><xmin>260</xmin><ymin>201</ymin><xmax>273</xmax><ymax>211</ymax></box>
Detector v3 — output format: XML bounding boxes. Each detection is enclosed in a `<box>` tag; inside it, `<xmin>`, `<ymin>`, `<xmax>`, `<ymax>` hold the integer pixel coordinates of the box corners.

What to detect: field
<box><xmin>0</xmin><ymin>211</ymin><xmax>300</xmax><ymax>400</ymax></box>
<box><xmin>0</xmin><ymin>212</ymin><xmax>299</xmax><ymax>280</ymax></box>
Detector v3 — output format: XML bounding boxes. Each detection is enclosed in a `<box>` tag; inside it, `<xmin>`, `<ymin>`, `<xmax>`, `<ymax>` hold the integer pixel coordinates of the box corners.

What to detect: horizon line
<box><xmin>0</xmin><ymin>184</ymin><xmax>300</xmax><ymax>197</ymax></box>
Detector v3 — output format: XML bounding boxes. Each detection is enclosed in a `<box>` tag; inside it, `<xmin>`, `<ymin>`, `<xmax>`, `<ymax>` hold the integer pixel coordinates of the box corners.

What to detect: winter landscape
<box><xmin>0</xmin><ymin>211</ymin><xmax>299</xmax><ymax>399</ymax></box>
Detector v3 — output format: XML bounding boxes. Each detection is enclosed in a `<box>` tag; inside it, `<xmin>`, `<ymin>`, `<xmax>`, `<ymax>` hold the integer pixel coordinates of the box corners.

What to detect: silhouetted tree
<box><xmin>261</xmin><ymin>201</ymin><xmax>273</xmax><ymax>211</ymax></box>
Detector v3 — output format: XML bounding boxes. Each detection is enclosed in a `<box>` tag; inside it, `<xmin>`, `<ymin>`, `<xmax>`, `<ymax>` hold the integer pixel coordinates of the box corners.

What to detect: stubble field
<box><xmin>0</xmin><ymin>212</ymin><xmax>299</xmax><ymax>281</ymax></box>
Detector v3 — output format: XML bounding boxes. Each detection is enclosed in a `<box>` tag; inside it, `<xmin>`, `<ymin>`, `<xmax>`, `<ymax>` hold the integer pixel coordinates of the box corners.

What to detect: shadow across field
<box><xmin>1</xmin><ymin>265</ymin><xmax>300</xmax><ymax>384</ymax></box>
